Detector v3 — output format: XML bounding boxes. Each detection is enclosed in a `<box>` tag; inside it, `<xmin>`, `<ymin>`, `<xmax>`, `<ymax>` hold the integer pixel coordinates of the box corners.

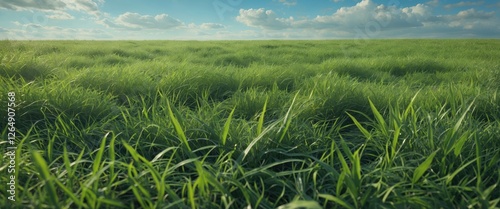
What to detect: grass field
<box><xmin>1</xmin><ymin>39</ymin><xmax>499</xmax><ymax>208</ymax></box>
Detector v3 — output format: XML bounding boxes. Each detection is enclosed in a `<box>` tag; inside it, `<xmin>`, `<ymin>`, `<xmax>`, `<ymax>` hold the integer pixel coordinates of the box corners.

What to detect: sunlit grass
<box><xmin>0</xmin><ymin>39</ymin><xmax>499</xmax><ymax>208</ymax></box>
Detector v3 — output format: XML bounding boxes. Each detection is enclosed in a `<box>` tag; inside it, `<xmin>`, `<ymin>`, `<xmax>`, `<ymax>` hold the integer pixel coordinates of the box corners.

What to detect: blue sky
<box><xmin>0</xmin><ymin>0</ymin><xmax>498</xmax><ymax>40</ymax></box>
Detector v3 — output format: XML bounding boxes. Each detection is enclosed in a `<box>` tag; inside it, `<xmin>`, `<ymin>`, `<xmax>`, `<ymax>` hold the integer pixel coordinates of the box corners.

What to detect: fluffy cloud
<box><xmin>0</xmin><ymin>0</ymin><xmax>102</xmax><ymax>18</ymax></box>
<box><xmin>0</xmin><ymin>0</ymin><xmax>102</xmax><ymax>13</ymax></box>
<box><xmin>236</xmin><ymin>0</ymin><xmax>499</xmax><ymax>38</ymax></box>
<box><xmin>200</xmin><ymin>23</ymin><xmax>226</xmax><ymax>29</ymax></box>
<box><xmin>0</xmin><ymin>0</ymin><xmax>66</xmax><ymax>11</ymax></box>
<box><xmin>426</xmin><ymin>0</ymin><xmax>439</xmax><ymax>7</ymax></box>
<box><xmin>112</xmin><ymin>12</ymin><xmax>184</xmax><ymax>29</ymax></box>
<box><xmin>46</xmin><ymin>11</ymin><xmax>74</xmax><ymax>20</ymax></box>
<box><xmin>237</xmin><ymin>0</ymin><xmax>433</xmax><ymax>30</ymax></box>
<box><xmin>1</xmin><ymin>22</ymin><xmax>113</xmax><ymax>40</ymax></box>
<box><xmin>66</xmin><ymin>0</ymin><xmax>99</xmax><ymax>11</ymax></box>
<box><xmin>444</xmin><ymin>1</ymin><xmax>484</xmax><ymax>9</ymax></box>
<box><xmin>236</xmin><ymin>8</ymin><xmax>293</xmax><ymax>29</ymax></box>
<box><xmin>62</xmin><ymin>0</ymin><xmax>102</xmax><ymax>16</ymax></box>
<box><xmin>425</xmin><ymin>8</ymin><xmax>495</xmax><ymax>30</ymax></box>
<box><xmin>456</xmin><ymin>8</ymin><xmax>494</xmax><ymax>19</ymax></box>
<box><xmin>97</xmin><ymin>12</ymin><xmax>227</xmax><ymax>35</ymax></box>
<box><xmin>278</xmin><ymin>0</ymin><xmax>297</xmax><ymax>6</ymax></box>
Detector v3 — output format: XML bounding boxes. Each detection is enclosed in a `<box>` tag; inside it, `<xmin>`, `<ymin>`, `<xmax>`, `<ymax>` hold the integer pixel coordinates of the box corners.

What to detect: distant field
<box><xmin>1</xmin><ymin>39</ymin><xmax>499</xmax><ymax>208</ymax></box>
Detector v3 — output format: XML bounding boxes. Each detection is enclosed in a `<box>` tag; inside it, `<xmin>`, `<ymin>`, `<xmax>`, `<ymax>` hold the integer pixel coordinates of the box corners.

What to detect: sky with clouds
<box><xmin>0</xmin><ymin>0</ymin><xmax>498</xmax><ymax>40</ymax></box>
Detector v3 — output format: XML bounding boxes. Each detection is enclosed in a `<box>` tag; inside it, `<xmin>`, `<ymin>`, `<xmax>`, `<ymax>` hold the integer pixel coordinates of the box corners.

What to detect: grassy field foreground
<box><xmin>0</xmin><ymin>39</ymin><xmax>499</xmax><ymax>208</ymax></box>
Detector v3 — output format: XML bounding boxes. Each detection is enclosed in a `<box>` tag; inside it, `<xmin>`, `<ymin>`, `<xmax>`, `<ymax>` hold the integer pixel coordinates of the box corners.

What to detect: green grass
<box><xmin>1</xmin><ymin>39</ymin><xmax>499</xmax><ymax>208</ymax></box>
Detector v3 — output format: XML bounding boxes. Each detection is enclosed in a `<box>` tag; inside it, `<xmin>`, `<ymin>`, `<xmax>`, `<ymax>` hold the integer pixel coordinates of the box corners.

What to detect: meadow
<box><xmin>0</xmin><ymin>39</ymin><xmax>499</xmax><ymax>208</ymax></box>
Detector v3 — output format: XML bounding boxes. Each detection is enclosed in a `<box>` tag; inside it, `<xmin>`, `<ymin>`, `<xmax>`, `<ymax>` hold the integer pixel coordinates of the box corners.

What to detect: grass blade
<box><xmin>237</xmin><ymin>120</ymin><xmax>279</xmax><ymax>163</ymax></box>
<box><xmin>221</xmin><ymin>107</ymin><xmax>236</xmax><ymax>146</ymax></box>
<box><xmin>369</xmin><ymin>99</ymin><xmax>388</xmax><ymax>136</ymax></box>
<box><xmin>257</xmin><ymin>97</ymin><xmax>268</xmax><ymax>136</ymax></box>
<box><xmin>453</xmin><ymin>131</ymin><xmax>471</xmax><ymax>157</ymax></box>
<box><xmin>319</xmin><ymin>194</ymin><xmax>354</xmax><ymax>209</ymax></box>
<box><xmin>445</xmin><ymin>159</ymin><xmax>476</xmax><ymax>185</ymax></box>
<box><xmin>403</xmin><ymin>91</ymin><xmax>419</xmax><ymax>119</ymax></box>
<box><xmin>278</xmin><ymin>92</ymin><xmax>299</xmax><ymax>143</ymax></box>
<box><xmin>31</xmin><ymin>151</ymin><xmax>59</xmax><ymax>206</ymax></box>
<box><xmin>54</xmin><ymin>180</ymin><xmax>85</xmax><ymax>207</ymax></box>
<box><xmin>277</xmin><ymin>200</ymin><xmax>322</xmax><ymax>209</ymax></box>
<box><xmin>167</xmin><ymin>99</ymin><xmax>192</xmax><ymax>152</ymax></box>
<box><xmin>412</xmin><ymin>149</ymin><xmax>439</xmax><ymax>184</ymax></box>
<box><xmin>92</xmin><ymin>132</ymin><xmax>109</xmax><ymax>174</ymax></box>
<box><xmin>347</xmin><ymin>112</ymin><xmax>372</xmax><ymax>140</ymax></box>
<box><xmin>452</xmin><ymin>100</ymin><xmax>475</xmax><ymax>135</ymax></box>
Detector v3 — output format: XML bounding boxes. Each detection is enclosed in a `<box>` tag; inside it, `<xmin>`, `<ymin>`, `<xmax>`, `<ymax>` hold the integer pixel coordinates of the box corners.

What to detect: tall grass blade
<box><xmin>369</xmin><ymin>99</ymin><xmax>388</xmax><ymax>136</ymax></box>
<box><xmin>336</xmin><ymin>142</ymin><xmax>351</xmax><ymax>176</ymax></box>
<box><xmin>167</xmin><ymin>100</ymin><xmax>192</xmax><ymax>152</ymax></box>
<box><xmin>412</xmin><ymin>149</ymin><xmax>439</xmax><ymax>184</ymax></box>
<box><xmin>453</xmin><ymin>131</ymin><xmax>471</xmax><ymax>157</ymax></box>
<box><xmin>54</xmin><ymin>180</ymin><xmax>85</xmax><ymax>207</ymax></box>
<box><xmin>186</xmin><ymin>178</ymin><xmax>196</xmax><ymax>209</ymax></box>
<box><xmin>445</xmin><ymin>159</ymin><xmax>476</xmax><ymax>185</ymax></box>
<box><xmin>347</xmin><ymin>113</ymin><xmax>371</xmax><ymax>140</ymax></box>
<box><xmin>31</xmin><ymin>151</ymin><xmax>59</xmax><ymax>206</ymax></box>
<box><xmin>474</xmin><ymin>135</ymin><xmax>482</xmax><ymax>187</ymax></box>
<box><xmin>257</xmin><ymin>97</ymin><xmax>268</xmax><ymax>136</ymax></box>
<box><xmin>278</xmin><ymin>92</ymin><xmax>299</xmax><ymax>143</ymax></box>
<box><xmin>319</xmin><ymin>194</ymin><xmax>354</xmax><ymax>209</ymax></box>
<box><xmin>391</xmin><ymin>119</ymin><xmax>401</xmax><ymax>160</ymax></box>
<box><xmin>237</xmin><ymin>120</ymin><xmax>279</xmax><ymax>163</ymax></box>
<box><xmin>453</xmin><ymin>100</ymin><xmax>475</xmax><ymax>135</ymax></box>
<box><xmin>121</xmin><ymin>141</ymin><xmax>172</xmax><ymax>202</ymax></box>
<box><xmin>277</xmin><ymin>200</ymin><xmax>322</xmax><ymax>209</ymax></box>
<box><xmin>352</xmin><ymin>149</ymin><xmax>362</xmax><ymax>184</ymax></box>
<box><xmin>222</xmin><ymin>107</ymin><xmax>236</xmax><ymax>146</ymax></box>
<box><xmin>97</xmin><ymin>199</ymin><xmax>127</xmax><ymax>208</ymax></box>
<box><xmin>92</xmin><ymin>132</ymin><xmax>109</xmax><ymax>174</ymax></box>
<box><xmin>403</xmin><ymin>91</ymin><xmax>419</xmax><ymax>120</ymax></box>
<box><xmin>108</xmin><ymin>131</ymin><xmax>117</xmax><ymax>192</ymax></box>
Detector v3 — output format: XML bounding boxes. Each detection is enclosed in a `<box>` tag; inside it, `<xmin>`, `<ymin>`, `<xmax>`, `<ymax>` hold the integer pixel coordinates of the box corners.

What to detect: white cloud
<box><xmin>456</xmin><ymin>8</ymin><xmax>494</xmax><ymax>19</ymax></box>
<box><xmin>0</xmin><ymin>0</ymin><xmax>66</xmax><ymax>11</ymax></box>
<box><xmin>97</xmin><ymin>11</ymin><xmax>225</xmax><ymax>31</ymax></box>
<box><xmin>0</xmin><ymin>0</ymin><xmax>102</xmax><ymax>19</ymax></box>
<box><xmin>0</xmin><ymin>0</ymin><xmax>102</xmax><ymax>13</ymax></box>
<box><xmin>236</xmin><ymin>0</ymin><xmax>499</xmax><ymax>38</ymax></box>
<box><xmin>62</xmin><ymin>0</ymin><xmax>102</xmax><ymax>17</ymax></box>
<box><xmin>2</xmin><ymin>0</ymin><xmax>497</xmax><ymax>40</ymax></box>
<box><xmin>427</xmin><ymin>8</ymin><xmax>495</xmax><ymax>23</ymax></box>
<box><xmin>308</xmin><ymin>0</ymin><xmax>380</xmax><ymax>28</ymax></box>
<box><xmin>237</xmin><ymin>0</ymin><xmax>433</xmax><ymax>30</ymax></box>
<box><xmin>314</xmin><ymin>1</ymin><xmax>432</xmax><ymax>29</ymax></box>
<box><xmin>426</xmin><ymin>0</ymin><xmax>439</xmax><ymax>7</ymax></box>
<box><xmin>111</xmin><ymin>12</ymin><xmax>184</xmax><ymax>29</ymax></box>
<box><xmin>236</xmin><ymin>8</ymin><xmax>293</xmax><ymax>29</ymax></box>
<box><xmin>64</xmin><ymin>0</ymin><xmax>99</xmax><ymax>12</ymax></box>
<box><xmin>46</xmin><ymin>11</ymin><xmax>74</xmax><ymax>20</ymax></box>
<box><xmin>96</xmin><ymin>18</ymin><xmax>128</xmax><ymax>29</ymax></box>
<box><xmin>0</xmin><ymin>22</ymin><xmax>113</xmax><ymax>40</ymax></box>
<box><xmin>425</xmin><ymin>8</ymin><xmax>495</xmax><ymax>30</ymax></box>
<box><xmin>444</xmin><ymin>1</ymin><xmax>484</xmax><ymax>9</ymax></box>
<box><xmin>278</xmin><ymin>0</ymin><xmax>297</xmax><ymax>6</ymax></box>
<box><xmin>200</xmin><ymin>23</ymin><xmax>226</xmax><ymax>29</ymax></box>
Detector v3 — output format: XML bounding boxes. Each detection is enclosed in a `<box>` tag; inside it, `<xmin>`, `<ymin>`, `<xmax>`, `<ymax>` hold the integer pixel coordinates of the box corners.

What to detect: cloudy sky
<box><xmin>0</xmin><ymin>0</ymin><xmax>498</xmax><ymax>40</ymax></box>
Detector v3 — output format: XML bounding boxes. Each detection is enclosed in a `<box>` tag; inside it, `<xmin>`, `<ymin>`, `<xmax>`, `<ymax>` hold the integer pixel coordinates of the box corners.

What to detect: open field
<box><xmin>1</xmin><ymin>39</ymin><xmax>499</xmax><ymax>208</ymax></box>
